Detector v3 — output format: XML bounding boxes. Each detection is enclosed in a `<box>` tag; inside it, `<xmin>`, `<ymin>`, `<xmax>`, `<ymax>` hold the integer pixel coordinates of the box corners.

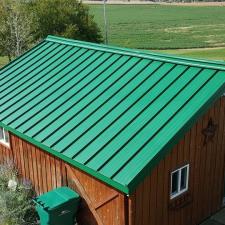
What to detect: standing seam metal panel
<box><xmin>1</xmin><ymin>36</ymin><xmax>225</xmax><ymax>194</ymax></box>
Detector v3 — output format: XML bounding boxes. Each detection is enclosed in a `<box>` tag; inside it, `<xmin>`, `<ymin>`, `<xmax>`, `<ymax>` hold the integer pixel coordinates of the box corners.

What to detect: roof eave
<box><xmin>0</xmin><ymin>121</ymin><xmax>130</xmax><ymax>195</ymax></box>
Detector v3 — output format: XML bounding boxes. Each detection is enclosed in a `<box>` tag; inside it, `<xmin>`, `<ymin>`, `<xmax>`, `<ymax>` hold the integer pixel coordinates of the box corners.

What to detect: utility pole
<box><xmin>103</xmin><ymin>0</ymin><xmax>108</xmax><ymax>45</ymax></box>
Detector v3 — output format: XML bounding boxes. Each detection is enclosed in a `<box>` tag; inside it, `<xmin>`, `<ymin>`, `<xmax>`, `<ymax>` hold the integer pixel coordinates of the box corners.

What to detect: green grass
<box><xmin>2</xmin><ymin>4</ymin><xmax>225</xmax><ymax>69</ymax></box>
<box><xmin>156</xmin><ymin>47</ymin><xmax>225</xmax><ymax>61</ymax></box>
<box><xmin>89</xmin><ymin>4</ymin><xmax>225</xmax><ymax>49</ymax></box>
<box><xmin>0</xmin><ymin>56</ymin><xmax>9</xmax><ymax>68</ymax></box>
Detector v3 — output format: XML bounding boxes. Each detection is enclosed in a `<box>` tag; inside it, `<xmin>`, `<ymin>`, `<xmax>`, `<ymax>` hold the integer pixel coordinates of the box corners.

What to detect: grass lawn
<box><xmin>0</xmin><ymin>56</ymin><xmax>9</xmax><ymax>68</ymax></box>
<box><xmin>89</xmin><ymin>4</ymin><xmax>225</xmax><ymax>49</ymax></box>
<box><xmin>2</xmin><ymin>4</ymin><xmax>225</xmax><ymax>70</ymax></box>
<box><xmin>156</xmin><ymin>47</ymin><xmax>225</xmax><ymax>61</ymax></box>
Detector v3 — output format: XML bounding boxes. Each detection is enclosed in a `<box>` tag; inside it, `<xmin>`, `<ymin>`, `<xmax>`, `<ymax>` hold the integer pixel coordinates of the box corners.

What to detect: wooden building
<box><xmin>1</xmin><ymin>35</ymin><xmax>225</xmax><ymax>225</ymax></box>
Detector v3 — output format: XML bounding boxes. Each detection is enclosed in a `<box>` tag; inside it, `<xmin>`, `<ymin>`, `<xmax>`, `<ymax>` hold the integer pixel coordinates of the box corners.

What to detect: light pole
<box><xmin>103</xmin><ymin>0</ymin><xmax>108</xmax><ymax>45</ymax></box>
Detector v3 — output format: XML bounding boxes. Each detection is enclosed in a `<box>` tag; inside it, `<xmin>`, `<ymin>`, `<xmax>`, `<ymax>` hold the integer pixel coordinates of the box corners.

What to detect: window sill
<box><xmin>169</xmin><ymin>192</ymin><xmax>192</xmax><ymax>210</ymax></box>
<box><xmin>170</xmin><ymin>188</ymin><xmax>188</xmax><ymax>200</ymax></box>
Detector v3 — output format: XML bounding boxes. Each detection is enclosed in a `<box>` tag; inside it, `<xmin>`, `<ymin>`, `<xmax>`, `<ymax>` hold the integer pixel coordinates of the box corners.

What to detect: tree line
<box><xmin>0</xmin><ymin>0</ymin><xmax>102</xmax><ymax>61</ymax></box>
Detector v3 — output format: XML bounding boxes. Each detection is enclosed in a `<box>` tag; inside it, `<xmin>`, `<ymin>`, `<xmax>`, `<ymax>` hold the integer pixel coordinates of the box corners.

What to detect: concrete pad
<box><xmin>200</xmin><ymin>220</ymin><xmax>222</xmax><ymax>225</ymax></box>
<box><xmin>211</xmin><ymin>208</ymin><xmax>225</xmax><ymax>225</ymax></box>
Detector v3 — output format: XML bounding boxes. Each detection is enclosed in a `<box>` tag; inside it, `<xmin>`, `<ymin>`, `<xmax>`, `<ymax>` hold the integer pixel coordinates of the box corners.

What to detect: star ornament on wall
<box><xmin>202</xmin><ymin>118</ymin><xmax>218</xmax><ymax>145</ymax></box>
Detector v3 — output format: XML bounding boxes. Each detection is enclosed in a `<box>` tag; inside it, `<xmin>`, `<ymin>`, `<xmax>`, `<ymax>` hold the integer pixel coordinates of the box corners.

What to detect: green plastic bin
<box><xmin>33</xmin><ymin>187</ymin><xmax>80</xmax><ymax>225</ymax></box>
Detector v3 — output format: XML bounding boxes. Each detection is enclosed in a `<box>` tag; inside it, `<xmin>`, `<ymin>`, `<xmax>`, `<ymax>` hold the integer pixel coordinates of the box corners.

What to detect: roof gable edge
<box><xmin>126</xmin><ymin>79</ymin><xmax>225</xmax><ymax>193</ymax></box>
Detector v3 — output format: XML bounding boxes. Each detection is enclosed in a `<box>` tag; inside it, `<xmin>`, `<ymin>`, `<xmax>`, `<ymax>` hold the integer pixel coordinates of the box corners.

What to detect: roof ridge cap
<box><xmin>46</xmin><ymin>35</ymin><xmax>225</xmax><ymax>71</ymax></box>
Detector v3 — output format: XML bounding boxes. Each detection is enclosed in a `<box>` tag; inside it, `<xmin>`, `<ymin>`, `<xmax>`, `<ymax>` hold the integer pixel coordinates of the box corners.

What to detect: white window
<box><xmin>170</xmin><ymin>164</ymin><xmax>189</xmax><ymax>199</ymax></box>
<box><xmin>0</xmin><ymin>127</ymin><xmax>10</xmax><ymax>146</ymax></box>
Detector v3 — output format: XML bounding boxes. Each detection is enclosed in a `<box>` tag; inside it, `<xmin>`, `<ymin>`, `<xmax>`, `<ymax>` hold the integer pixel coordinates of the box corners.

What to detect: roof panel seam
<box><xmin>0</xmin><ymin>45</ymin><xmax>72</xmax><ymax>111</ymax></box>
<box><xmin>9</xmin><ymin>48</ymin><xmax>94</xmax><ymax>128</ymax></box>
<box><xmin>109</xmin><ymin>70</ymin><xmax>218</xmax><ymax>179</ymax></box>
<box><xmin>0</xmin><ymin>42</ymin><xmax>56</xmax><ymax>89</ymax></box>
<box><xmin>0</xmin><ymin>41</ymin><xmax>47</xmax><ymax>77</ymax></box>
<box><xmin>48</xmin><ymin>56</ymin><xmax>140</xmax><ymax>148</ymax></box>
<box><xmin>69</xmin><ymin>64</ymin><xmax>178</xmax><ymax>158</ymax></box>
<box><xmin>83</xmin><ymin>65</ymin><xmax>191</xmax><ymax>167</ymax></box>
<box><xmin>0</xmin><ymin>45</ymin><xmax>77</xmax><ymax>118</ymax></box>
<box><xmin>30</xmin><ymin>53</ymin><xmax>120</xmax><ymax>140</ymax></box>
<box><xmin>91</xmin><ymin>65</ymin><xmax>193</xmax><ymax>171</ymax></box>
<box><xmin>68</xmin><ymin>60</ymin><xmax>156</xmax><ymax>158</ymax></box>
<box><xmin>19</xmin><ymin>51</ymin><xmax>107</xmax><ymax>131</ymax></box>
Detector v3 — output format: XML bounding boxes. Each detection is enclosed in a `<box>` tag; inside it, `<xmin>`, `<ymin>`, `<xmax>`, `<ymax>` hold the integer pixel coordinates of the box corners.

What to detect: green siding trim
<box><xmin>0</xmin><ymin>121</ymin><xmax>129</xmax><ymax>194</ymax></box>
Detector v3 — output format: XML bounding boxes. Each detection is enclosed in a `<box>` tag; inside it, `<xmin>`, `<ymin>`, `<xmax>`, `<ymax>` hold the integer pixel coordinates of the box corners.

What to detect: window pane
<box><xmin>171</xmin><ymin>171</ymin><xmax>179</xmax><ymax>194</ymax></box>
<box><xmin>180</xmin><ymin>167</ymin><xmax>188</xmax><ymax>190</ymax></box>
<box><xmin>4</xmin><ymin>129</ymin><xmax>9</xmax><ymax>144</ymax></box>
<box><xmin>0</xmin><ymin>127</ymin><xmax>3</xmax><ymax>140</ymax></box>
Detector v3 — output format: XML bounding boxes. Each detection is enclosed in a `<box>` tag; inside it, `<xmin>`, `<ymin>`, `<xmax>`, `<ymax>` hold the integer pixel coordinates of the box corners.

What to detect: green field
<box><xmin>89</xmin><ymin>4</ymin><xmax>225</xmax><ymax>49</ymax></box>
<box><xmin>156</xmin><ymin>47</ymin><xmax>225</xmax><ymax>61</ymax></box>
<box><xmin>1</xmin><ymin>5</ymin><xmax>225</xmax><ymax>68</ymax></box>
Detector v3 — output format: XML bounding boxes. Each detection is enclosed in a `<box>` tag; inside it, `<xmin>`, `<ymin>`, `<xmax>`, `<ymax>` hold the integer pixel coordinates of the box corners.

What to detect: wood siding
<box><xmin>1</xmin><ymin>98</ymin><xmax>225</xmax><ymax>225</ymax></box>
<box><xmin>129</xmin><ymin>97</ymin><xmax>225</xmax><ymax>225</ymax></box>
<box><xmin>0</xmin><ymin>134</ymin><xmax>125</xmax><ymax>225</ymax></box>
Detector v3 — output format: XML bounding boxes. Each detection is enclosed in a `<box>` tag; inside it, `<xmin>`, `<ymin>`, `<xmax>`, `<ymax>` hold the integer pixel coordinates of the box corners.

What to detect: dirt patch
<box><xmin>157</xmin><ymin>46</ymin><xmax>225</xmax><ymax>51</ymax></box>
<box><xmin>161</xmin><ymin>2</ymin><xmax>225</xmax><ymax>6</ymax></box>
<box><xmin>84</xmin><ymin>1</ymin><xmax>225</xmax><ymax>6</ymax></box>
<box><xmin>164</xmin><ymin>26</ymin><xmax>192</xmax><ymax>33</ymax></box>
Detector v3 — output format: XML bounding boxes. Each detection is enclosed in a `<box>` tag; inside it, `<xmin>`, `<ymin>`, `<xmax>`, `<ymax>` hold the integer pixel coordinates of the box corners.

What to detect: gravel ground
<box><xmin>200</xmin><ymin>208</ymin><xmax>225</xmax><ymax>225</ymax></box>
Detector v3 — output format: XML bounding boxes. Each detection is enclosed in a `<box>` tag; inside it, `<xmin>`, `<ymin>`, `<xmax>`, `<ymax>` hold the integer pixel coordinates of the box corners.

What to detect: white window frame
<box><xmin>0</xmin><ymin>126</ymin><xmax>10</xmax><ymax>147</ymax></box>
<box><xmin>170</xmin><ymin>164</ymin><xmax>189</xmax><ymax>199</ymax></box>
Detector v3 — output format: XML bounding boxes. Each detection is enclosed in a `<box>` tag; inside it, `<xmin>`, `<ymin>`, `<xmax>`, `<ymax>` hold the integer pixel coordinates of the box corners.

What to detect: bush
<box><xmin>29</xmin><ymin>0</ymin><xmax>102</xmax><ymax>43</ymax></box>
<box><xmin>0</xmin><ymin>162</ymin><xmax>38</xmax><ymax>225</ymax></box>
<box><xmin>0</xmin><ymin>162</ymin><xmax>17</xmax><ymax>191</ymax></box>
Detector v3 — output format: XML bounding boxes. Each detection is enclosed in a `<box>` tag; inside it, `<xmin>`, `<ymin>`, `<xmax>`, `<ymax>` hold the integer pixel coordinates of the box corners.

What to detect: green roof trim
<box><xmin>1</xmin><ymin>35</ymin><xmax>225</xmax><ymax>194</ymax></box>
<box><xmin>0</xmin><ymin>121</ymin><xmax>129</xmax><ymax>194</ymax></box>
<box><xmin>46</xmin><ymin>35</ymin><xmax>225</xmax><ymax>70</ymax></box>
<box><xmin>127</xmin><ymin>75</ymin><xmax>225</xmax><ymax>193</ymax></box>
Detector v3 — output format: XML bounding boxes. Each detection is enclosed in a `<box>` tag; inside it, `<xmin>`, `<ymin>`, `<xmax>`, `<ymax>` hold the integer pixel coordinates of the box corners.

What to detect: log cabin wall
<box><xmin>129</xmin><ymin>97</ymin><xmax>225</xmax><ymax>225</ymax></box>
<box><xmin>0</xmin><ymin>133</ymin><xmax>126</xmax><ymax>225</ymax></box>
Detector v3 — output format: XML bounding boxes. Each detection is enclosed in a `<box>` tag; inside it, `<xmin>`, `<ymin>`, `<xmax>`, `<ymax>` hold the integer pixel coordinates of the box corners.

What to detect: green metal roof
<box><xmin>1</xmin><ymin>35</ymin><xmax>225</xmax><ymax>194</ymax></box>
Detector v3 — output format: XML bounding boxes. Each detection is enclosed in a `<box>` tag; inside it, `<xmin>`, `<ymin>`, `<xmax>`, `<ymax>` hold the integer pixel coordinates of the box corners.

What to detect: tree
<box><xmin>29</xmin><ymin>0</ymin><xmax>102</xmax><ymax>43</ymax></box>
<box><xmin>0</xmin><ymin>0</ymin><xmax>102</xmax><ymax>61</ymax></box>
<box><xmin>0</xmin><ymin>0</ymin><xmax>33</xmax><ymax>61</ymax></box>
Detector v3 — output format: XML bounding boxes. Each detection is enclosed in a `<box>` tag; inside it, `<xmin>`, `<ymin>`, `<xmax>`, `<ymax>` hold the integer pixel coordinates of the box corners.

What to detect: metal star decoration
<box><xmin>202</xmin><ymin>118</ymin><xmax>218</xmax><ymax>145</ymax></box>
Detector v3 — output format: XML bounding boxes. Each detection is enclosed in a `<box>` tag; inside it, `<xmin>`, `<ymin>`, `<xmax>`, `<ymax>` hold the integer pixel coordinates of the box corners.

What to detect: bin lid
<box><xmin>35</xmin><ymin>187</ymin><xmax>80</xmax><ymax>210</ymax></box>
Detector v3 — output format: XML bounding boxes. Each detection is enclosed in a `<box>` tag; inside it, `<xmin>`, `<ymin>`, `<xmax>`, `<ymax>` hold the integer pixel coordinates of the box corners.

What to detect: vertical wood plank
<box><xmin>131</xmin><ymin>97</ymin><xmax>225</xmax><ymax>225</ymax></box>
<box><xmin>45</xmin><ymin>153</ymin><xmax>52</xmax><ymax>191</ymax></box>
<box><xmin>18</xmin><ymin>137</ymin><xmax>26</xmax><ymax>177</ymax></box>
<box><xmin>50</xmin><ymin>156</ymin><xmax>57</xmax><ymax>189</ymax></box>
<box><xmin>31</xmin><ymin>146</ymin><xmax>39</xmax><ymax>194</ymax></box>
<box><xmin>156</xmin><ymin>160</ymin><xmax>165</xmax><ymax>225</ymax></box>
<box><xmin>142</xmin><ymin>176</ymin><xmax>150</xmax><ymax>225</ymax></box>
<box><xmin>1</xmin><ymin>97</ymin><xmax>225</xmax><ymax>225</ymax></box>
<box><xmin>27</xmin><ymin>143</ymin><xmax>34</xmax><ymax>185</ymax></box>
<box><xmin>149</xmin><ymin>167</ymin><xmax>158</xmax><ymax>225</ymax></box>
<box><xmin>128</xmin><ymin>195</ymin><xmax>135</xmax><ymax>225</ymax></box>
